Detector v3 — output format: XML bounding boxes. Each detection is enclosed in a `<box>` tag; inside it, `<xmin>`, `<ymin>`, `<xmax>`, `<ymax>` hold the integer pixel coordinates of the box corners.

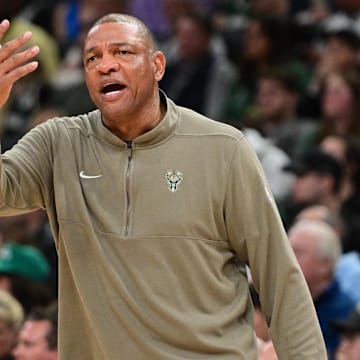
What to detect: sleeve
<box><xmin>0</xmin><ymin>121</ymin><xmax>55</xmax><ymax>215</ymax></box>
<box><xmin>224</xmin><ymin>137</ymin><xmax>327</xmax><ymax>359</ymax></box>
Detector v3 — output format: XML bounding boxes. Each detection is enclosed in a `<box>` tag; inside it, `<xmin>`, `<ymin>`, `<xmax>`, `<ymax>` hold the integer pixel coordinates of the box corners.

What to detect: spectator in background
<box><xmin>319</xmin><ymin>70</ymin><xmax>360</xmax><ymax>139</ymax></box>
<box><xmin>245</xmin><ymin>67</ymin><xmax>317</xmax><ymax>159</ymax></box>
<box><xmin>333</xmin><ymin>138</ymin><xmax>360</xmax><ymax>303</ymax></box>
<box><xmin>160</xmin><ymin>10</ymin><xmax>237</xmax><ymax>120</ymax></box>
<box><xmin>331</xmin><ymin>303</ymin><xmax>360</xmax><ymax>360</ymax></box>
<box><xmin>318</xmin><ymin>135</ymin><xmax>360</xmax><ymax>252</ymax></box>
<box><xmin>339</xmin><ymin>138</ymin><xmax>360</xmax><ymax>253</ymax></box>
<box><xmin>12</xmin><ymin>303</ymin><xmax>58</xmax><ymax>360</ymax></box>
<box><xmin>242</xmin><ymin>127</ymin><xmax>294</xmax><ymax>203</ymax></box>
<box><xmin>0</xmin><ymin>243</ymin><xmax>54</xmax><ymax>314</ymax></box>
<box><xmin>0</xmin><ymin>289</ymin><xmax>24</xmax><ymax>360</ymax></box>
<box><xmin>308</xmin><ymin>29</ymin><xmax>360</xmax><ymax>99</ymax></box>
<box><xmin>223</xmin><ymin>15</ymin><xmax>312</xmax><ymax>124</ymax></box>
<box><xmin>0</xmin><ymin>211</ymin><xmax>57</xmax><ymax>297</ymax></box>
<box><xmin>281</xmin><ymin>148</ymin><xmax>343</xmax><ymax>228</ymax></box>
<box><xmin>295</xmin><ymin>204</ymin><xmax>344</xmax><ymax>238</ymax></box>
<box><xmin>288</xmin><ymin>219</ymin><xmax>357</xmax><ymax>359</ymax></box>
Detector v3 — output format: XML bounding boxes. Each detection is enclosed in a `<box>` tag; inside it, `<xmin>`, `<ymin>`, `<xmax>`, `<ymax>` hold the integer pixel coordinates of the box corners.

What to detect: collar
<box><xmin>91</xmin><ymin>91</ymin><xmax>179</xmax><ymax>148</ymax></box>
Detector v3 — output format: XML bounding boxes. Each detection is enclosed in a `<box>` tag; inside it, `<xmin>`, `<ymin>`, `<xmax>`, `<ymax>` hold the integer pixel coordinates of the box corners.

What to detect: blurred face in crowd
<box><xmin>256</xmin><ymin>78</ymin><xmax>297</xmax><ymax>122</ymax></box>
<box><xmin>322</xmin><ymin>73</ymin><xmax>354</xmax><ymax>120</ymax></box>
<box><xmin>292</xmin><ymin>172</ymin><xmax>325</xmax><ymax>205</ymax></box>
<box><xmin>252</xmin><ymin>0</ymin><xmax>289</xmax><ymax>17</ymax></box>
<box><xmin>12</xmin><ymin>320</ymin><xmax>57</xmax><ymax>360</ymax></box>
<box><xmin>0</xmin><ymin>319</ymin><xmax>18</xmax><ymax>358</ymax></box>
<box><xmin>83</xmin><ymin>20</ymin><xmax>165</xmax><ymax>127</ymax></box>
<box><xmin>242</xmin><ymin>21</ymin><xmax>270</xmax><ymax>62</ymax></box>
<box><xmin>323</xmin><ymin>38</ymin><xmax>359</xmax><ymax>70</ymax></box>
<box><xmin>175</xmin><ymin>17</ymin><xmax>211</xmax><ymax>61</ymax></box>
<box><xmin>288</xmin><ymin>229</ymin><xmax>329</xmax><ymax>293</ymax></box>
<box><xmin>336</xmin><ymin>333</ymin><xmax>360</xmax><ymax>360</ymax></box>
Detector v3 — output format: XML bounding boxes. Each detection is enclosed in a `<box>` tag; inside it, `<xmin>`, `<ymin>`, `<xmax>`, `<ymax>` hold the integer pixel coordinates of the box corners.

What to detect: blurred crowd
<box><xmin>0</xmin><ymin>0</ymin><xmax>360</xmax><ymax>359</ymax></box>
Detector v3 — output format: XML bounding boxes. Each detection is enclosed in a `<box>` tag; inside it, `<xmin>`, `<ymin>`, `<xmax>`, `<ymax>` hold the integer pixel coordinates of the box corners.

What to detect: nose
<box><xmin>97</xmin><ymin>55</ymin><xmax>120</xmax><ymax>74</ymax></box>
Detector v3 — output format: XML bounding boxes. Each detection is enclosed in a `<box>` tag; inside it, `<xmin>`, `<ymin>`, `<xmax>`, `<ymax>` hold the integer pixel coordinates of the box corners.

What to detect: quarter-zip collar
<box><xmin>91</xmin><ymin>91</ymin><xmax>180</xmax><ymax>148</ymax></box>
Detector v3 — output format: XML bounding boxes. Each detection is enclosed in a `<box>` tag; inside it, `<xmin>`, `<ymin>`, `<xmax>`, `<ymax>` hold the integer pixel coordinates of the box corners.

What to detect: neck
<box><xmin>330</xmin><ymin>115</ymin><xmax>352</xmax><ymax>135</ymax></box>
<box><xmin>102</xmin><ymin>94</ymin><xmax>166</xmax><ymax>141</ymax></box>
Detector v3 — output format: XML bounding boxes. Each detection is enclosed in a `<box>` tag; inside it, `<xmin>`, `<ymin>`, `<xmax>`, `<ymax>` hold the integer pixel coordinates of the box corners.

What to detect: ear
<box><xmin>319</xmin><ymin>257</ymin><xmax>334</xmax><ymax>279</ymax></box>
<box><xmin>152</xmin><ymin>51</ymin><xmax>166</xmax><ymax>82</ymax></box>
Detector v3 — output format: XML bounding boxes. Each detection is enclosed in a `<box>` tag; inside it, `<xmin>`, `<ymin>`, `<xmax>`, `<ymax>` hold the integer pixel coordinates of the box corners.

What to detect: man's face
<box><xmin>0</xmin><ymin>320</ymin><xmax>18</xmax><ymax>358</ymax></box>
<box><xmin>337</xmin><ymin>333</ymin><xmax>360</xmax><ymax>360</ymax></box>
<box><xmin>175</xmin><ymin>17</ymin><xmax>210</xmax><ymax>61</ymax></box>
<box><xmin>291</xmin><ymin>172</ymin><xmax>324</xmax><ymax>205</ymax></box>
<box><xmin>289</xmin><ymin>230</ymin><xmax>323</xmax><ymax>286</ymax></box>
<box><xmin>12</xmin><ymin>320</ymin><xmax>57</xmax><ymax>360</ymax></box>
<box><xmin>322</xmin><ymin>72</ymin><xmax>354</xmax><ymax>119</ymax></box>
<box><xmin>324</xmin><ymin>38</ymin><xmax>359</xmax><ymax>69</ymax></box>
<box><xmin>83</xmin><ymin>21</ymin><xmax>165</xmax><ymax>124</ymax></box>
<box><xmin>256</xmin><ymin>78</ymin><xmax>296</xmax><ymax>121</ymax></box>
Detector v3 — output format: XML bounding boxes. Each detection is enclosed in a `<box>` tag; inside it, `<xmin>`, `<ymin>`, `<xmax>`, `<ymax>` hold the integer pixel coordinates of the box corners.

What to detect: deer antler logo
<box><xmin>166</xmin><ymin>170</ymin><xmax>183</xmax><ymax>192</ymax></box>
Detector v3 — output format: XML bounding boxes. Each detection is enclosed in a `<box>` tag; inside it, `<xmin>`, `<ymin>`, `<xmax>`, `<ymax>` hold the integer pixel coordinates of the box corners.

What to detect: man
<box><xmin>282</xmin><ymin>148</ymin><xmax>343</xmax><ymax>228</ymax></box>
<box><xmin>0</xmin><ymin>14</ymin><xmax>326</xmax><ymax>359</ymax></box>
<box><xmin>332</xmin><ymin>303</ymin><xmax>360</xmax><ymax>360</ymax></box>
<box><xmin>288</xmin><ymin>219</ymin><xmax>356</xmax><ymax>358</ymax></box>
<box><xmin>12</xmin><ymin>304</ymin><xmax>58</xmax><ymax>360</ymax></box>
<box><xmin>248</xmin><ymin>68</ymin><xmax>316</xmax><ymax>159</ymax></box>
<box><xmin>159</xmin><ymin>11</ymin><xmax>237</xmax><ymax>120</ymax></box>
<box><xmin>0</xmin><ymin>242</ymin><xmax>54</xmax><ymax>314</ymax></box>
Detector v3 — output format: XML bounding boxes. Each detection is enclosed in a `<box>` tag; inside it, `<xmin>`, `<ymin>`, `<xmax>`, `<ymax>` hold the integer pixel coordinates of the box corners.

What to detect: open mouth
<box><xmin>101</xmin><ymin>83</ymin><xmax>126</xmax><ymax>94</ymax></box>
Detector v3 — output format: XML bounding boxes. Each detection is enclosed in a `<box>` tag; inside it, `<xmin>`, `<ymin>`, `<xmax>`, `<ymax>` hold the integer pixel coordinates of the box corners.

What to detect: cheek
<box><xmin>323</xmin><ymin>92</ymin><xmax>353</xmax><ymax>115</ymax></box>
<box><xmin>293</xmin><ymin>179</ymin><xmax>312</xmax><ymax>199</ymax></box>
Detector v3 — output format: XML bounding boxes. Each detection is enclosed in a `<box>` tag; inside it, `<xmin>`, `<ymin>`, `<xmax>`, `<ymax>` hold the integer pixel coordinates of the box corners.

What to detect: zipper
<box><xmin>125</xmin><ymin>140</ymin><xmax>133</xmax><ymax>237</ymax></box>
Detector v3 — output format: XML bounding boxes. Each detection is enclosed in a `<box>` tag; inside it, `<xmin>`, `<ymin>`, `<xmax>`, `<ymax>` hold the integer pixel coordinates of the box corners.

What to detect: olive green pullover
<box><xmin>0</xmin><ymin>95</ymin><xmax>327</xmax><ymax>359</ymax></box>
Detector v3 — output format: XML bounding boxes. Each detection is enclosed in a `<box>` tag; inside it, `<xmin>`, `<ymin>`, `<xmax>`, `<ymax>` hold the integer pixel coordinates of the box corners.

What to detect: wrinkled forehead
<box><xmin>85</xmin><ymin>21</ymin><xmax>151</xmax><ymax>51</ymax></box>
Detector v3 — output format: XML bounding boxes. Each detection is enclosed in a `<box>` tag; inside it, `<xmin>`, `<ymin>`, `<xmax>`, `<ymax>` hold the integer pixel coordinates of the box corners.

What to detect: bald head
<box><xmin>90</xmin><ymin>13</ymin><xmax>156</xmax><ymax>51</ymax></box>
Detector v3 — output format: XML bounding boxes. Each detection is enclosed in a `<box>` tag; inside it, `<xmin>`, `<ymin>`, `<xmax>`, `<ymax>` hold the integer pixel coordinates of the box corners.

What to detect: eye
<box><xmin>115</xmin><ymin>49</ymin><xmax>136</xmax><ymax>60</ymax></box>
<box><xmin>85</xmin><ymin>55</ymin><xmax>97</xmax><ymax>64</ymax></box>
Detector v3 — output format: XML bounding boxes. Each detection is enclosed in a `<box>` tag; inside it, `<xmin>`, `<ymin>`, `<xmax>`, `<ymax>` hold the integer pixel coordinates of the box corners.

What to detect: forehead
<box><xmin>85</xmin><ymin>22</ymin><xmax>147</xmax><ymax>50</ymax></box>
<box><xmin>21</xmin><ymin>320</ymin><xmax>49</xmax><ymax>339</ymax></box>
<box><xmin>290</xmin><ymin>230</ymin><xmax>315</xmax><ymax>247</ymax></box>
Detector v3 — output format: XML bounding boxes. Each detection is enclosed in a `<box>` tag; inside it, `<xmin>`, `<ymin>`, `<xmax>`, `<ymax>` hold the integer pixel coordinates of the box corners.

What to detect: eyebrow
<box><xmin>84</xmin><ymin>42</ymin><xmax>134</xmax><ymax>54</ymax></box>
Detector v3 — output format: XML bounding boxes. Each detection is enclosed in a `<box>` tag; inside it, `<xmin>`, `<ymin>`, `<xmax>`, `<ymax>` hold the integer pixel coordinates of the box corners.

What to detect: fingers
<box><xmin>0</xmin><ymin>29</ymin><xmax>36</xmax><ymax>63</ymax></box>
<box><xmin>1</xmin><ymin>44</ymin><xmax>39</xmax><ymax>75</ymax></box>
<box><xmin>0</xmin><ymin>19</ymin><xmax>40</xmax><ymax>79</ymax></box>
<box><xmin>0</xmin><ymin>19</ymin><xmax>40</xmax><ymax>108</ymax></box>
<box><xmin>4</xmin><ymin>59</ymin><xmax>39</xmax><ymax>84</ymax></box>
<box><xmin>0</xmin><ymin>19</ymin><xmax>10</xmax><ymax>42</ymax></box>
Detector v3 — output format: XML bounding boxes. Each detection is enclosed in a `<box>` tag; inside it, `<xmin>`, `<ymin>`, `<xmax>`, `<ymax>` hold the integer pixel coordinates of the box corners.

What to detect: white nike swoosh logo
<box><xmin>79</xmin><ymin>171</ymin><xmax>103</xmax><ymax>179</ymax></box>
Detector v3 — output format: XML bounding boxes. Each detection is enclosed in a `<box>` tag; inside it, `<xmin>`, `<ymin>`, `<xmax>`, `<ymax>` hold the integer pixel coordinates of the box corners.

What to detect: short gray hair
<box><xmin>289</xmin><ymin>219</ymin><xmax>342</xmax><ymax>264</ymax></box>
<box><xmin>91</xmin><ymin>13</ymin><xmax>155</xmax><ymax>50</ymax></box>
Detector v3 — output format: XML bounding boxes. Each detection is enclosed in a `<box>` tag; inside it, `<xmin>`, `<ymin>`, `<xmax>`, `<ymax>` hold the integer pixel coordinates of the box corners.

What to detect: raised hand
<box><xmin>0</xmin><ymin>19</ymin><xmax>40</xmax><ymax>108</ymax></box>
